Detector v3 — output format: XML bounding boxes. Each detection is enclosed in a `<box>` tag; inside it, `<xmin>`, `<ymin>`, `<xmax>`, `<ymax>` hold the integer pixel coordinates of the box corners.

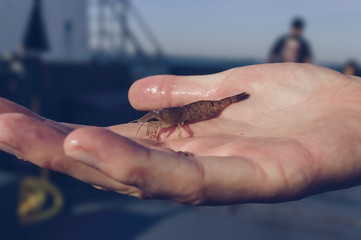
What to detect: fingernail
<box><xmin>0</xmin><ymin>143</ymin><xmax>22</xmax><ymax>159</ymax></box>
<box><xmin>66</xmin><ymin>149</ymin><xmax>99</xmax><ymax>168</ymax></box>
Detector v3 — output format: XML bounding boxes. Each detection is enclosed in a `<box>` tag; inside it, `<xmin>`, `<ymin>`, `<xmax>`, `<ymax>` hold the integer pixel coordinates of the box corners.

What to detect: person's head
<box><xmin>343</xmin><ymin>60</ymin><xmax>359</xmax><ymax>76</ymax></box>
<box><xmin>290</xmin><ymin>17</ymin><xmax>304</xmax><ymax>37</ymax></box>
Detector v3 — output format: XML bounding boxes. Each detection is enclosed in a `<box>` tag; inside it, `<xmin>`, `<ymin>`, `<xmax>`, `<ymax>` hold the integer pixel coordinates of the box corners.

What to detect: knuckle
<box><xmin>44</xmin><ymin>157</ymin><xmax>69</xmax><ymax>172</ymax></box>
<box><xmin>175</xmin><ymin>182</ymin><xmax>207</xmax><ymax>205</ymax></box>
<box><xmin>108</xmin><ymin>163</ymin><xmax>146</xmax><ymax>187</ymax></box>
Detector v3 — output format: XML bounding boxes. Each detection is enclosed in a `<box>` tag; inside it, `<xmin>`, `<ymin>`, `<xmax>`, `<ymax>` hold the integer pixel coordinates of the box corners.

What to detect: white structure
<box><xmin>0</xmin><ymin>0</ymin><xmax>90</xmax><ymax>60</ymax></box>
<box><xmin>0</xmin><ymin>0</ymin><xmax>164</xmax><ymax>62</ymax></box>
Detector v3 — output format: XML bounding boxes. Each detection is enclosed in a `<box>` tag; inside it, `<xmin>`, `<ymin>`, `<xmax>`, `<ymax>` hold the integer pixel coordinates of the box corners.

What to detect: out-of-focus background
<box><xmin>1</xmin><ymin>0</ymin><xmax>361</xmax><ymax>239</ymax></box>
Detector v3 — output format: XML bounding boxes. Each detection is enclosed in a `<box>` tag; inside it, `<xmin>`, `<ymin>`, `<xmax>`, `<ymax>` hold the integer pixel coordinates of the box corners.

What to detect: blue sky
<box><xmin>133</xmin><ymin>0</ymin><xmax>361</xmax><ymax>64</ymax></box>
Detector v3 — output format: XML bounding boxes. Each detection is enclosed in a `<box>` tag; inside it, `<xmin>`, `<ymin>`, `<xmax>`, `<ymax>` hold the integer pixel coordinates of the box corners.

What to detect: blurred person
<box><xmin>0</xmin><ymin>63</ymin><xmax>361</xmax><ymax>205</ymax></box>
<box><xmin>342</xmin><ymin>60</ymin><xmax>360</xmax><ymax>76</ymax></box>
<box><xmin>269</xmin><ymin>17</ymin><xmax>313</xmax><ymax>63</ymax></box>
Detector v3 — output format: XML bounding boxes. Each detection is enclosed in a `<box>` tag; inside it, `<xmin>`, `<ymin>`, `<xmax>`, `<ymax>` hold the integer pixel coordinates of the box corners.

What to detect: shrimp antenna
<box><xmin>135</xmin><ymin>121</ymin><xmax>147</xmax><ymax>137</ymax></box>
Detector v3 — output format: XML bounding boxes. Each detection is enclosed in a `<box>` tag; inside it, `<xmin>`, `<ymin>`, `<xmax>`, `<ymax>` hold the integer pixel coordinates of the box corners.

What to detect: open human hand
<box><xmin>1</xmin><ymin>63</ymin><xmax>361</xmax><ymax>205</ymax></box>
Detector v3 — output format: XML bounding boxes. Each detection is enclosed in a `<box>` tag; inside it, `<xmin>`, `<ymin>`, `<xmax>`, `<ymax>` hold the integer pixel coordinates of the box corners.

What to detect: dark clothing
<box><xmin>269</xmin><ymin>35</ymin><xmax>312</xmax><ymax>63</ymax></box>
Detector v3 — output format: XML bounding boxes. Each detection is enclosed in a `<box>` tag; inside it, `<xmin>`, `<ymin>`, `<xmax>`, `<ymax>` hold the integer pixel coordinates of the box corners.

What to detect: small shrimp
<box><xmin>131</xmin><ymin>92</ymin><xmax>250</xmax><ymax>140</ymax></box>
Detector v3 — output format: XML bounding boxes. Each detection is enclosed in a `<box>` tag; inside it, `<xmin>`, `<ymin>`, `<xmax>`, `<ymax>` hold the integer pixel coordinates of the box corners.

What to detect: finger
<box><xmin>0</xmin><ymin>97</ymin><xmax>42</xmax><ymax>118</ymax></box>
<box><xmin>0</xmin><ymin>113</ymin><xmax>138</xmax><ymax>194</ymax></box>
<box><xmin>128</xmin><ymin>63</ymin><xmax>346</xmax><ymax>112</ymax></box>
<box><xmin>0</xmin><ymin>98</ymin><xmax>81</xmax><ymax>134</ymax></box>
<box><xmin>64</xmin><ymin>127</ymin><xmax>208</xmax><ymax>203</ymax></box>
<box><xmin>128</xmin><ymin>72</ymin><xmax>237</xmax><ymax>110</ymax></box>
<box><xmin>63</xmin><ymin>127</ymin><xmax>287</xmax><ymax>204</ymax></box>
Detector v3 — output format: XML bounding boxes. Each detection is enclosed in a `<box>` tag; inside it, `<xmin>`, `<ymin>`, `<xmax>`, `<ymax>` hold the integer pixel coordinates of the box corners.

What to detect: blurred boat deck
<box><xmin>1</xmin><ymin>165</ymin><xmax>361</xmax><ymax>239</ymax></box>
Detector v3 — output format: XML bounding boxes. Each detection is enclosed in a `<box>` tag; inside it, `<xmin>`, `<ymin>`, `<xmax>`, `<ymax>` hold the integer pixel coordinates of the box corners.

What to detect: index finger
<box><xmin>63</xmin><ymin>127</ymin><xmax>274</xmax><ymax>204</ymax></box>
<box><xmin>0</xmin><ymin>97</ymin><xmax>42</xmax><ymax>119</ymax></box>
<box><xmin>128</xmin><ymin>71</ymin><xmax>237</xmax><ymax>111</ymax></box>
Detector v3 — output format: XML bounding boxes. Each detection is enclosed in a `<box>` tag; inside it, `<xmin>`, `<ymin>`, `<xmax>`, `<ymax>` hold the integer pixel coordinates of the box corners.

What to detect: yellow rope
<box><xmin>18</xmin><ymin>175</ymin><xmax>63</xmax><ymax>224</ymax></box>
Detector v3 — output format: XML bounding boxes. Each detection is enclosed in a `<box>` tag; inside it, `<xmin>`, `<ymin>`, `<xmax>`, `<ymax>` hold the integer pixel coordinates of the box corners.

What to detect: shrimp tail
<box><xmin>183</xmin><ymin>92</ymin><xmax>250</xmax><ymax>122</ymax></box>
<box><xmin>221</xmin><ymin>92</ymin><xmax>250</xmax><ymax>104</ymax></box>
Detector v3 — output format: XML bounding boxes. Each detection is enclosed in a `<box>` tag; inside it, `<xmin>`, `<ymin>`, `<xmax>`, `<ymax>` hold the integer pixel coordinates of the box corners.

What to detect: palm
<box><xmin>1</xmin><ymin>63</ymin><xmax>361</xmax><ymax>205</ymax></box>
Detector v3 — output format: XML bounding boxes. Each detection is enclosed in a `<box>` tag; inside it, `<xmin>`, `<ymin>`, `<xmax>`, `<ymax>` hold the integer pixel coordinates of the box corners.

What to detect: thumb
<box><xmin>128</xmin><ymin>72</ymin><xmax>228</xmax><ymax>111</ymax></box>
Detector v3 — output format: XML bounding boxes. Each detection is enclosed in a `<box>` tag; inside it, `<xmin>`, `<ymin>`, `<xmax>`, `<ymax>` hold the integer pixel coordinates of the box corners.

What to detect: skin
<box><xmin>0</xmin><ymin>63</ymin><xmax>361</xmax><ymax>205</ymax></box>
